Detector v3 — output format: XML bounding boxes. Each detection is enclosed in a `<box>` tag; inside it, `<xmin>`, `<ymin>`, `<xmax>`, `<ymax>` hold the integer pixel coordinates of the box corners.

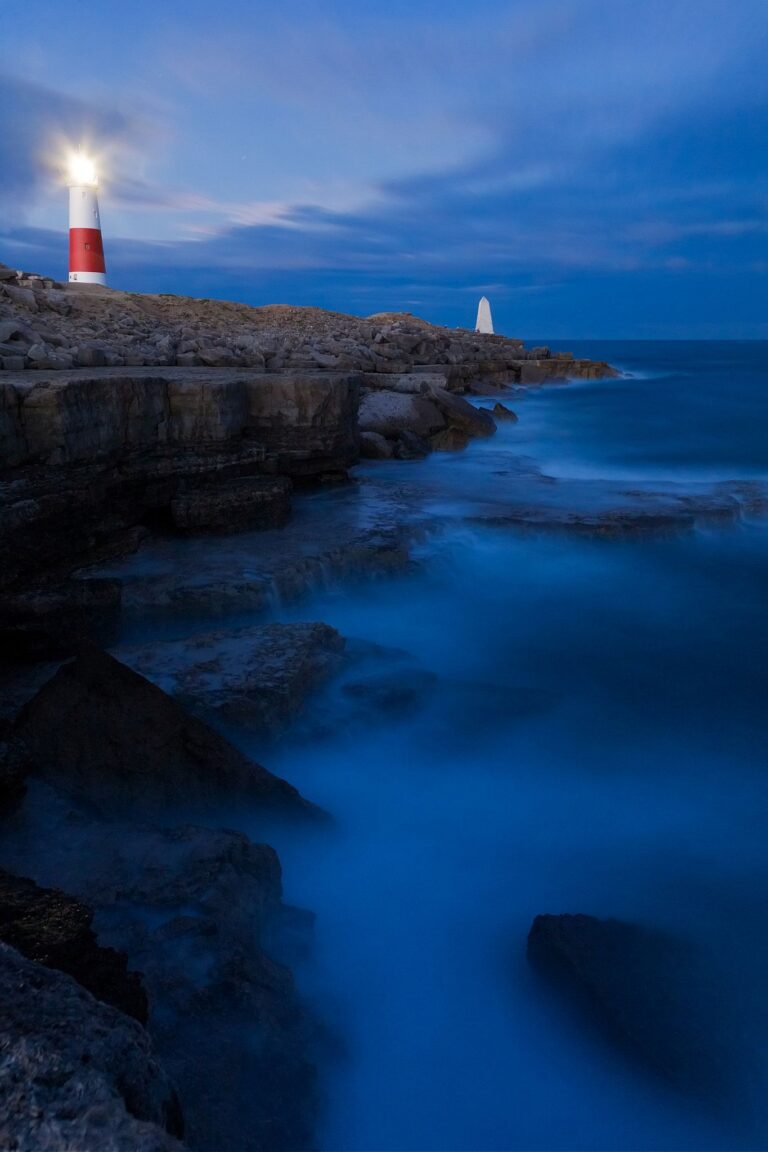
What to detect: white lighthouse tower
<box><xmin>475</xmin><ymin>296</ymin><xmax>494</xmax><ymax>334</ymax></box>
<box><xmin>68</xmin><ymin>154</ymin><xmax>107</xmax><ymax>285</ymax></box>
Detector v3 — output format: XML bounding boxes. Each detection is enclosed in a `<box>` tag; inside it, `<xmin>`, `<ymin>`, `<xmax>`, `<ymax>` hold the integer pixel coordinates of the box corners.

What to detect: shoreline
<box><xmin>2</xmin><ymin>373</ymin><xmax>766</xmax><ymax>1145</ymax></box>
<box><xmin>3</xmin><ymin>266</ymin><xmax>708</xmax><ymax>1152</ymax></box>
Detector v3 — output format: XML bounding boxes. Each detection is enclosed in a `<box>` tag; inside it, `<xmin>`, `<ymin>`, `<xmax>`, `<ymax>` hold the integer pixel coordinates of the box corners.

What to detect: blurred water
<box><xmin>121</xmin><ymin>342</ymin><xmax>768</xmax><ymax>1149</ymax></box>
<box><xmin>513</xmin><ymin>341</ymin><xmax>768</xmax><ymax>482</ymax></box>
<box><xmin>257</xmin><ymin>343</ymin><xmax>768</xmax><ymax>1151</ymax></box>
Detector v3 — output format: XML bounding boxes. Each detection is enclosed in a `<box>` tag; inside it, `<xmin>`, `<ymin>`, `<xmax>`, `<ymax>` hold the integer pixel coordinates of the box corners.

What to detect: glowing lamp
<box><xmin>68</xmin><ymin>152</ymin><xmax>98</xmax><ymax>187</ymax></box>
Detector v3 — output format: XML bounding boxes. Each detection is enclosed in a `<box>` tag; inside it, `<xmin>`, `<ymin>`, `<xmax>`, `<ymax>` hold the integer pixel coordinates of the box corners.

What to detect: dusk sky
<box><xmin>2</xmin><ymin>0</ymin><xmax>767</xmax><ymax>337</ymax></box>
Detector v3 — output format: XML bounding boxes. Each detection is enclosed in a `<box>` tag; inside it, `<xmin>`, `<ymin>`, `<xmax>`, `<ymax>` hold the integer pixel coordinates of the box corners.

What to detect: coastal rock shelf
<box><xmin>0</xmin><ymin>366</ymin><xmax>359</xmax><ymax>472</ymax></box>
<box><xmin>0</xmin><ymin>367</ymin><xmax>359</xmax><ymax>586</ymax></box>
<box><xmin>93</xmin><ymin>467</ymin><xmax>766</xmax><ymax>629</ymax></box>
<box><xmin>116</xmin><ymin>621</ymin><xmax>347</xmax><ymax>737</ymax></box>
<box><xmin>0</xmin><ymin>266</ymin><xmax>616</xmax><ymax>598</ymax></box>
<box><xmin>0</xmin><ymin>266</ymin><xmax>615</xmax><ymax>384</ymax></box>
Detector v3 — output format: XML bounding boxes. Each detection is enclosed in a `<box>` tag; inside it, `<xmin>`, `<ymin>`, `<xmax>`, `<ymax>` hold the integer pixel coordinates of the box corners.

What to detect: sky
<box><xmin>1</xmin><ymin>0</ymin><xmax>767</xmax><ymax>337</ymax></box>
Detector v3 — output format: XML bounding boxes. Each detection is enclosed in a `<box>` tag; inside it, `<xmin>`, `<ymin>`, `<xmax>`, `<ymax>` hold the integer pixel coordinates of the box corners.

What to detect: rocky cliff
<box><xmin>0</xmin><ymin>265</ymin><xmax>613</xmax><ymax>383</ymax></box>
<box><xmin>0</xmin><ymin>366</ymin><xmax>358</xmax><ymax>588</ymax></box>
<box><xmin>0</xmin><ymin>264</ymin><xmax>616</xmax><ymax>595</ymax></box>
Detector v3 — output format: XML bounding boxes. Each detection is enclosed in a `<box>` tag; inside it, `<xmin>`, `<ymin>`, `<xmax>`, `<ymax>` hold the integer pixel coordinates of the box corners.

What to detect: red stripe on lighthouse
<box><xmin>69</xmin><ymin>228</ymin><xmax>106</xmax><ymax>273</ymax></box>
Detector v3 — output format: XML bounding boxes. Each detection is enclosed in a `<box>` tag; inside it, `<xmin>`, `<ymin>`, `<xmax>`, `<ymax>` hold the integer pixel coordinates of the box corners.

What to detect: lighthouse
<box><xmin>68</xmin><ymin>153</ymin><xmax>107</xmax><ymax>285</ymax></box>
<box><xmin>475</xmin><ymin>296</ymin><xmax>494</xmax><ymax>334</ymax></box>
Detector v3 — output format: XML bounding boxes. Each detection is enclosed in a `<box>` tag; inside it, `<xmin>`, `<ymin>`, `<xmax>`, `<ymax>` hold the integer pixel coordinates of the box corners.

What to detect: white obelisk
<box><xmin>475</xmin><ymin>296</ymin><xmax>493</xmax><ymax>334</ymax></box>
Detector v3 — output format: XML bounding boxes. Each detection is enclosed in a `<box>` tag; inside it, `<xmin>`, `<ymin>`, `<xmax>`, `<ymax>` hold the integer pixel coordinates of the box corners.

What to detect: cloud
<box><xmin>1</xmin><ymin>0</ymin><xmax>767</xmax><ymax>335</ymax></box>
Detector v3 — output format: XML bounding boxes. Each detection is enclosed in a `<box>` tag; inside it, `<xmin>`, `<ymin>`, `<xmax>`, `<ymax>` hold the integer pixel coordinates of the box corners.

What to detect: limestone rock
<box><xmin>165</xmin><ymin>375</ymin><xmax>249</xmax><ymax>442</ymax></box>
<box><xmin>245</xmin><ymin>371</ymin><xmax>360</xmax><ymax>474</ymax></box>
<box><xmin>394</xmin><ymin>430</ymin><xmax>432</xmax><ymax>459</ymax></box>
<box><xmin>309</xmin><ymin>348</ymin><xmax>341</xmax><ymax>369</ymax></box>
<box><xmin>26</xmin><ymin>343</ymin><xmax>53</xmax><ymax>365</ymax></box>
<box><xmin>0</xmin><ymin>276</ymin><xmax>616</xmax><ymax>397</ymax></box>
<box><xmin>0</xmin><ymin>942</ymin><xmax>183</xmax><ymax>1150</ymax></box>
<box><xmin>116</xmin><ymin>622</ymin><xmax>345</xmax><ymax>736</ymax></box>
<box><xmin>0</xmin><ymin>868</ymin><xmax>148</xmax><ymax>1022</ymax></box>
<box><xmin>428</xmin><ymin>386</ymin><xmax>496</xmax><ymax>438</ymax></box>
<box><xmin>0</xmin><ymin>369</ymin><xmax>359</xmax><ymax>587</ymax></box>
<box><xmin>519</xmin><ymin>361</ymin><xmax>555</xmax><ymax>384</ymax></box>
<box><xmin>492</xmin><ymin>402</ymin><xmax>518</xmax><ymax>422</ymax></box>
<box><xmin>0</xmin><ymin>369</ymin><xmax>359</xmax><ymax>470</ymax></box>
<box><xmin>174</xmin><ymin>351</ymin><xmax>201</xmax><ymax>368</ymax></box>
<box><xmin>465</xmin><ymin>378</ymin><xmax>513</xmax><ymax>395</ymax></box>
<box><xmin>74</xmin><ymin>343</ymin><xmax>109</xmax><ymax>367</ymax></box>
<box><xmin>360</xmin><ymin>371</ymin><xmax>445</xmax><ymax>394</ymax></box>
<box><xmin>0</xmin><ymin>321</ymin><xmax>29</xmax><ymax>344</ymax></box>
<box><xmin>170</xmin><ymin>475</ymin><xmax>292</xmax><ymax>534</ymax></box>
<box><xmin>3</xmin><ymin>285</ymin><xmax>38</xmax><ymax>311</ymax></box>
<box><xmin>359</xmin><ymin>430</ymin><xmax>393</xmax><ymax>459</ymax></box>
<box><xmin>430</xmin><ymin>426</ymin><xmax>470</xmax><ymax>451</ymax></box>
<box><xmin>196</xmin><ymin>345</ymin><xmax>236</xmax><ymax>367</ymax></box>
<box><xmin>13</xmin><ymin>647</ymin><xmax>321</xmax><ymax>817</ymax></box>
<box><xmin>359</xmin><ymin>389</ymin><xmax>445</xmax><ymax>438</ymax></box>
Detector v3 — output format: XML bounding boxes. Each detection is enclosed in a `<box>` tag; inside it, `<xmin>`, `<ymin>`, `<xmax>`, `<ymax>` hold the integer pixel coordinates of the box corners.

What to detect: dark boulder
<box><xmin>429</xmin><ymin>386</ymin><xmax>496</xmax><ymax>438</ymax></box>
<box><xmin>492</xmin><ymin>402</ymin><xmax>518</xmax><ymax>422</ymax></box>
<box><xmin>13</xmin><ymin>647</ymin><xmax>321</xmax><ymax>818</ymax></box>
<box><xmin>0</xmin><ymin>942</ymin><xmax>184</xmax><ymax>1150</ymax></box>
<box><xmin>527</xmin><ymin>913</ymin><xmax>738</xmax><ymax>1101</ymax></box>
<box><xmin>394</xmin><ymin>430</ymin><xmax>432</xmax><ymax>459</ymax></box>
<box><xmin>0</xmin><ymin>578</ymin><xmax>123</xmax><ymax>656</ymax></box>
<box><xmin>0</xmin><ymin>867</ymin><xmax>148</xmax><ymax>1022</ymax></box>
<box><xmin>359</xmin><ymin>430</ymin><xmax>393</xmax><ymax>459</ymax></box>
<box><xmin>358</xmin><ymin>389</ymin><xmax>445</xmax><ymax>439</ymax></box>
<box><xmin>430</xmin><ymin>426</ymin><xmax>470</xmax><ymax>451</ymax></box>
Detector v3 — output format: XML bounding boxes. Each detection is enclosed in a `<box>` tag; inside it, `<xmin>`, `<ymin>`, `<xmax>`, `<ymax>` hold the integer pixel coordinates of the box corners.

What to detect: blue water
<box><xmin>260</xmin><ymin>342</ymin><xmax>768</xmax><ymax>1151</ymax></box>
<box><xmin>519</xmin><ymin>341</ymin><xmax>768</xmax><ymax>481</ymax></box>
<box><xmin>113</xmin><ymin>342</ymin><xmax>768</xmax><ymax>1149</ymax></box>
